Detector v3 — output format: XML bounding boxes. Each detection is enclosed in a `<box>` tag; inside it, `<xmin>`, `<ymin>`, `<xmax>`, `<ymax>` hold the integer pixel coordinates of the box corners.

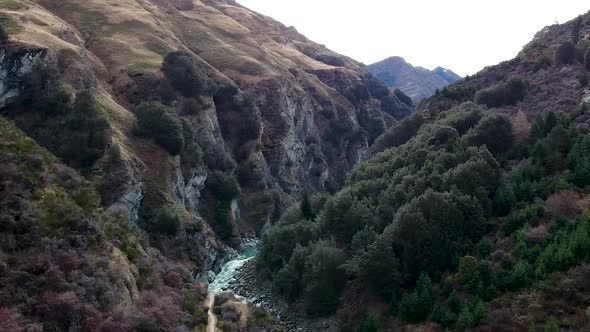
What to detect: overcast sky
<box><xmin>237</xmin><ymin>0</ymin><xmax>589</xmax><ymax>76</ymax></box>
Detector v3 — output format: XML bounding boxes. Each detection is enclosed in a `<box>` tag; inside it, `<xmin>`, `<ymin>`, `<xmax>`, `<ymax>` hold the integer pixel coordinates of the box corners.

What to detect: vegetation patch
<box><xmin>0</xmin><ymin>0</ymin><xmax>25</xmax><ymax>10</ymax></box>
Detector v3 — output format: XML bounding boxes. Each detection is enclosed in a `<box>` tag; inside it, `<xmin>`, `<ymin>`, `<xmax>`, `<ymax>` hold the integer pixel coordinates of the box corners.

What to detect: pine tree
<box><xmin>358</xmin><ymin>312</ymin><xmax>378</xmax><ymax>332</ymax></box>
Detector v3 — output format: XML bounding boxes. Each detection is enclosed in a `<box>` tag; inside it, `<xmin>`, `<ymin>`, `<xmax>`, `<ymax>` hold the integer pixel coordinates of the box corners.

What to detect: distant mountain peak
<box><xmin>368</xmin><ymin>57</ymin><xmax>461</xmax><ymax>101</ymax></box>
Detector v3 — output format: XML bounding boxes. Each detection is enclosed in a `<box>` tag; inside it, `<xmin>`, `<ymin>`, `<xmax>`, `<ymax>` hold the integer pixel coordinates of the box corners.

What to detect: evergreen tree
<box><xmin>358</xmin><ymin>312</ymin><xmax>378</xmax><ymax>332</ymax></box>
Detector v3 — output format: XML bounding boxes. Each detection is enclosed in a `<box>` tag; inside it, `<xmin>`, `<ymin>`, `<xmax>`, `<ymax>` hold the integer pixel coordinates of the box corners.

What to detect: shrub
<box><xmin>457</xmin><ymin>256</ymin><xmax>480</xmax><ymax>289</ymax></box>
<box><xmin>303</xmin><ymin>240</ymin><xmax>347</xmax><ymax>316</ymax></box>
<box><xmin>442</xmin><ymin>102</ymin><xmax>484</xmax><ymax>135</ymax></box>
<box><xmin>474</xmin><ymin>77</ymin><xmax>527</xmax><ymax>108</ymax></box>
<box><xmin>358</xmin><ymin>312</ymin><xmax>378</xmax><ymax>332</ymax></box>
<box><xmin>544</xmin><ymin>190</ymin><xmax>581</xmax><ymax>219</ymax></box>
<box><xmin>585</xmin><ymin>49</ymin><xmax>590</xmax><ymax>71</ymax></box>
<box><xmin>135</xmin><ymin>101</ymin><xmax>184</xmax><ymax>155</ymax></box>
<box><xmin>61</xmin><ymin>90</ymin><xmax>111</xmax><ymax>168</ymax></box>
<box><xmin>392</xmin><ymin>190</ymin><xmax>485</xmax><ymax>281</ymax></box>
<box><xmin>493</xmin><ymin>182</ymin><xmax>516</xmax><ymax>216</ymax></box>
<box><xmin>155</xmin><ymin>205</ymin><xmax>182</xmax><ymax>236</ymax></box>
<box><xmin>441</xmin><ymin>85</ymin><xmax>475</xmax><ymax>102</ymax></box>
<box><xmin>569</xmin><ymin>134</ymin><xmax>590</xmax><ymax>186</ymax></box>
<box><xmin>555</xmin><ymin>41</ymin><xmax>575</xmax><ymax>65</ymax></box>
<box><xmin>348</xmin><ymin>233</ymin><xmax>401</xmax><ymax>297</ymax></box>
<box><xmin>399</xmin><ymin>273</ymin><xmax>434</xmax><ymax>323</ymax></box>
<box><xmin>215</xmin><ymin>200</ymin><xmax>234</xmax><ymax>240</ymax></box>
<box><xmin>162</xmin><ymin>51</ymin><xmax>209</xmax><ymax>98</ymax></box>
<box><xmin>207</xmin><ymin>171</ymin><xmax>240</xmax><ymax>202</ymax></box>
<box><xmin>372</xmin><ymin>113</ymin><xmax>424</xmax><ymax>152</ymax></box>
<box><xmin>464</xmin><ymin>114</ymin><xmax>514</xmax><ymax>155</ymax></box>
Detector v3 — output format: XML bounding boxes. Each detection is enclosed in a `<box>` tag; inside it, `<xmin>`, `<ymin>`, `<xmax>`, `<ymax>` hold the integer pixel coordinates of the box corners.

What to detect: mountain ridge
<box><xmin>368</xmin><ymin>55</ymin><xmax>461</xmax><ymax>101</ymax></box>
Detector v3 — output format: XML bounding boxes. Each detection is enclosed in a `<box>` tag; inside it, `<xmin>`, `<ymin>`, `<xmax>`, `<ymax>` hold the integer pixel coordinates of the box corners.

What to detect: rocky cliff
<box><xmin>0</xmin><ymin>0</ymin><xmax>410</xmax><ymax>297</ymax></box>
<box><xmin>368</xmin><ymin>55</ymin><xmax>461</xmax><ymax>101</ymax></box>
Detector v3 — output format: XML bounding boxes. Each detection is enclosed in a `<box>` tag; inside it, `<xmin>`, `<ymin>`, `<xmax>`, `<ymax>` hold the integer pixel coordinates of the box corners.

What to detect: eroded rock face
<box><xmin>0</xmin><ymin>48</ymin><xmax>47</xmax><ymax>106</ymax></box>
<box><xmin>1</xmin><ymin>0</ymin><xmax>412</xmax><ymax>286</ymax></box>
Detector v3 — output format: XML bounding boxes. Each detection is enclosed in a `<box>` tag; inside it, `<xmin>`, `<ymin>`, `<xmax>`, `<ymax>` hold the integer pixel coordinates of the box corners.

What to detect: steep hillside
<box><xmin>368</xmin><ymin>56</ymin><xmax>461</xmax><ymax>101</ymax></box>
<box><xmin>0</xmin><ymin>0</ymin><xmax>409</xmax><ymax>275</ymax></box>
<box><xmin>256</xmin><ymin>11</ymin><xmax>590</xmax><ymax>331</ymax></box>
<box><xmin>0</xmin><ymin>0</ymin><xmax>413</xmax><ymax>330</ymax></box>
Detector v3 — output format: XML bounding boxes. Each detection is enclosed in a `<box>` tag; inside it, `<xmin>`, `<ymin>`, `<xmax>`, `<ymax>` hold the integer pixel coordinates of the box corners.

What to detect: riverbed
<box><xmin>208</xmin><ymin>245</ymin><xmax>258</xmax><ymax>293</ymax></box>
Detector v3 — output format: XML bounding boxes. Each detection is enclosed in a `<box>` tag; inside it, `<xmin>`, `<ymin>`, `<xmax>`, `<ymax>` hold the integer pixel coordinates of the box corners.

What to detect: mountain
<box><xmin>368</xmin><ymin>56</ymin><xmax>461</xmax><ymax>101</ymax></box>
<box><xmin>257</xmin><ymin>11</ymin><xmax>590</xmax><ymax>331</ymax></box>
<box><xmin>0</xmin><ymin>0</ymin><xmax>412</xmax><ymax>330</ymax></box>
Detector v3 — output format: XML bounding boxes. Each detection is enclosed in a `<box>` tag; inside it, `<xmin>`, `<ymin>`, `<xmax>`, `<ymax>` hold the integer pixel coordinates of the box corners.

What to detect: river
<box><xmin>209</xmin><ymin>245</ymin><xmax>258</xmax><ymax>293</ymax></box>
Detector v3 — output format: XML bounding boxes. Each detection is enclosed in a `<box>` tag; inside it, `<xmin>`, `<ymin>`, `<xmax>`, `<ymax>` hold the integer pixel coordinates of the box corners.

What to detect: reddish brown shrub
<box><xmin>545</xmin><ymin>190</ymin><xmax>581</xmax><ymax>219</ymax></box>
<box><xmin>0</xmin><ymin>307</ymin><xmax>22</xmax><ymax>332</ymax></box>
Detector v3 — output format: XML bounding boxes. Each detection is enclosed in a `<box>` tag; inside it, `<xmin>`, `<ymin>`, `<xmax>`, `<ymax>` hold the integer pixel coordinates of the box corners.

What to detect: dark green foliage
<box><xmin>432</xmin><ymin>303</ymin><xmax>456</xmax><ymax>328</ymax></box>
<box><xmin>392</xmin><ymin>190</ymin><xmax>485</xmax><ymax>280</ymax></box>
<box><xmin>464</xmin><ymin>114</ymin><xmax>513</xmax><ymax>155</ymax></box>
<box><xmin>155</xmin><ymin>205</ymin><xmax>182</xmax><ymax>236</ymax></box>
<box><xmin>162</xmin><ymin>51</ymin><xmax>209</xmax><ymax>98</ymax></box>
<box><xmin>493</xmin><ymin>182</ymin><xmax>516</xmax><ymax>216</ymax></box>
<box><xmin>502</xmin><ymin>203</ymin><xmax>544</xmax><ymax>235</ymax></box>
<box><xmin>207</xmin><ymin>171</ymin><xmax>240</xmax><ymax>202</ymax></box>
<box><xmin>303</xmin><ymin>240</ymin><xmax>347</xmax><ymax>316</ymax></box>
<box><xmin>257</xmin><ymin>221</ymin><xmax>316</xmax><ymax>274</ymax></box>
<box><xmin>60</xmin><ymin>90</ymin><xmax>111</xmax><ymax>168</ymax></box>
<box><xmin>372</xmin><ymin>113</ymin><xmax>424</xmax><ymax>152</ymax></box>
<box><xmin>399</xmin><ymin>273</ymin><xmax>434</xmax><ymax>323</ymax></box>
<box><xmin>20</xmin><ymin>62</ymin><xmax>71</xmax><ymax>115</ymax></box>
<box><xmin>535</xmin><ymin>215</ymin><xmax>590</xmax><ymax>278</ymax></box>
<box><xmin>441</xmin><ymin>85</ymin><xmax>475</xmax><ymax>102</ymax></box>
<box><xmin>215</xmin><ymin>200</ymin><xmax>234</xmax><ymax>240</ymax></box>
<box><xmin>393</xmin><ymin>89</ymin><xmax>413</xmax><ymax>107</ymax></box>
<box><xmin>478</xmin><ymin>238</ymin><xmax>494</xmax><ymax>259</ymax></box>
<box><xmin>273</xmin><ymin>244</ymin><xmax>309</xmax><ymax>302</ymax></box>
<box><xmin>543</xmin><ymin>317</ymin><xmax>559</xmax><ymax>332</ymax></box>
<box><xmin>8</xmin><ymin>63</ymin><xmax>110</xmax><ymax>170</ymax></box>
<box><xmin>301</xmin><ymin>192</ymin><xmax>316</xmax><ymax>222</ymax></box>
<box><xmin>569</xmin><ymin>134</ymin><xmax>590</xmax><ymax>186</ymax></box>
<box><xmin>442</xmin><ymin>102</ymin><xmax>484</xmax><ymax>135</ymax></box>
<box><xmin>346</xmin><ymin>233</ymin><xmax>401</xmax><ymax>297</ymax></box>
<box><xmin>474</xmin><ymin>77</ymin><xmax>528</xmax><ymax>108</ymax></box>
<box><xmin>180</xmin><ymin>119</ymin><xmax>203</xmax><ymax>180</ymax></box>
<box><xmin>458</xmin><ymin>256</ymin><xmax>480</xmax><ymax>289</ymax></box>
<box><xmin>532</xmin><ymin>125</ymin><xmax>571</xmax><ymax>173</ymax></box>
<box><xmin>358</xmin><ymin>312</ymin><xmax>378</xmax><ymax>332</ymax></box>
<box><xmin>205</xmin><ymin>171</ymin><xmax>240</xmax><ymax>241</ymax></box>
<box><xmin>555</xmin><ymin>41</ymin><xmax>576</xmax><ymax>65</ymax></box>
<box><xmin>135</xmin><ymin>101</ymin><xmax>184</xmax><ymax>155</ymax></box>
<box><xmin>585</xmin><ymin>49</ymin><xmax>590</xmax><ymax>71</ymax></box>
<box><xmin>320</xmin><ymin>191</ymin><xmax>375</xmax><ymax>243</ymax></box>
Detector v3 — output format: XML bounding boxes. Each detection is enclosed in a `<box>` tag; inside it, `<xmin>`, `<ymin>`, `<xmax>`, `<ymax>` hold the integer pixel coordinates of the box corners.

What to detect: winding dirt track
<box><xmin>207</xmin><ymin>293</ymin><xmax>217</xmax><ymax>332</ymax></box>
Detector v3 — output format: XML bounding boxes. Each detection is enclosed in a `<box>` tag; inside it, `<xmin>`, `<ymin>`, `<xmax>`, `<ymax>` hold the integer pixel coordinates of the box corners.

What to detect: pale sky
<box><xmin>237</xmin><ymin>0</ymin><xmax>589</xmax><ymax>76</ymax></box>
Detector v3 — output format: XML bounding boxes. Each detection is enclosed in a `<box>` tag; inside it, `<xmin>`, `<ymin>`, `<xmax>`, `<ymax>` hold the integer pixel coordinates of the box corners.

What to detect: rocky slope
<box><xmin>0</xmin><ymin>0</ymin><xmax>410</xmax><ymax>275</ymax></box>
<box><xmin>368</xmin><ymin>56</ymin><xmax>461</xmax><ymax>101</ymax></box>
<box><xmin>0</xmin><ymin>0</ymin><xmax>411</xmax><ymax>330</ymax></box>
